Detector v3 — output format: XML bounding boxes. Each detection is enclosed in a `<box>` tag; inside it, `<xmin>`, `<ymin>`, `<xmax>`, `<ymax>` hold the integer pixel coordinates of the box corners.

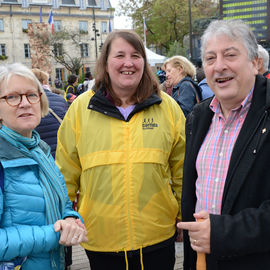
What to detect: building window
<box><xmin>100</xmin><ymin>0</ymin><xmax>105</xmax><ymax>10</ymax></box>
<box><xmin>54</xmin><ymin>20</ymin><xmax>62</xmax><ymax>32</ymax></box>
<box><xmin>52</xmin><ymin>0</ymin><xmax>59</xmax><ymax>8</ymax></box>
<box><xmin>79</xmin><ymin>0</ymin><xmax>86</xmax><ymax>9</ymax></box>
<box><xmin>101</xmin><ymin>21</ymin><xmax>107</xmax><ymax>33</ymax></box>
<box><xmin>0</xmin><ymin>19</ymin><xmax>4</xmax><ymax>32</ymax></box>
<box><xmin>88</xmin><ymin>0</ymin><xmax>96</xmax><ymax>6</ymax></box>
<box><xmin>55</xmin><ymin>68</ymin><xmax>64</xmax><ymax>82</ymax></box>
<box><xmin>79</xmin><ymin>21</ymin><xmax>88</xmax><ymax>34</ymax></box>
<box><xmin>80</xmin><ymin>43</ymin><xmax>88</xmax><ymax>57</ymax></box>
<box><xmin>62</xmin><ymin>0</ymin><xmax>75</xmax><ymax>4</ymax></box>
<box><xmin>24</xmin><ymin>44</ymin><xmax>31</xmax><ymax>58</ymax></box>
<box><xmin>53</xmin><ymin>43</ymin><xmax>63</xmax><ymax>57</ymax></box>
<box><xmin>22</xmin><ymin>0</ymin><xmax>28</xmax><ymax>7</ymax></box>
<box><xmin>0</xmin><ymin>44</ymin><xmax>6</xmax><ymax>56</ymax></box>
<box><xmin>22</xmin><ymin>19</ymin><xmax>32</xmax><ymax>33</ymax></box>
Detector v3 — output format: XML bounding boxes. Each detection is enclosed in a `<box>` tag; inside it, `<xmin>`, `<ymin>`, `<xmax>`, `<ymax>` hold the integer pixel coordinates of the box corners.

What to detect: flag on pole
<box><xmin>48</xmin><ymin>9</ymin><xmax>54</xmax><ymax>34</ymax></box>
<box><xmin>40</xmin><ymin>6</ymin><xmax>43</xmax><ymax>23</ymax></box>
<box><xmin>143</xmin><ymin>16</ymin><xmax>147</xmax><ymax>47</ymax></box>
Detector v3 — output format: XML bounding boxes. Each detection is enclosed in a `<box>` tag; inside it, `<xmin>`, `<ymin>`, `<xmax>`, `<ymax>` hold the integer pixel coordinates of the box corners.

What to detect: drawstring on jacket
<box><xmin>124</xmin><ymin>250</ymin><xmax>128</xmax><ymax>270</ymax></box>
<box><xmin>140</xmin><ymin>247</ymin><xmax>144</xmax><ymax>270</ymax></box>
<box><xmin>124</xmin><ymin>248</ymin><xmax>144</xmax><ymax>270</ymax></box>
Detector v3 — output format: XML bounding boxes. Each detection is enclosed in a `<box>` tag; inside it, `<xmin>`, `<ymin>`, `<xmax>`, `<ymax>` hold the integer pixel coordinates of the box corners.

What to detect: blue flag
<box><xmin>48</xmin><ymin>9</ymin><xmax>54</xmax><ymax>34</ymax></box>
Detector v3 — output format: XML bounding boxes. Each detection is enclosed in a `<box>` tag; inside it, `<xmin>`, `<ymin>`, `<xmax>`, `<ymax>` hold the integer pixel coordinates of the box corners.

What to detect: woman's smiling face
<box><xmin>106</xmin><ymin>37</ymin><xmax>145</xmax><ymax>95</ymax></box>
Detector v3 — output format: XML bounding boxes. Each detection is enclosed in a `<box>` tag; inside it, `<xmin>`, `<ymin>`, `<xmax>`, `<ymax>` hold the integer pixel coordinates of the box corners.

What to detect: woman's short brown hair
<box><xmin>95</xmin><ymin>30</ymin><xmax>160</xmax><ymax>105</ymax></box>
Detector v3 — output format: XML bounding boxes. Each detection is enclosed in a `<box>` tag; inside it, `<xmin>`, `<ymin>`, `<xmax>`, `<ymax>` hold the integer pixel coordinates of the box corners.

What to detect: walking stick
<box><xmin>196</xmin><ymin>219</ymin><xmax>206</xmax><ymax>270</ymax></box>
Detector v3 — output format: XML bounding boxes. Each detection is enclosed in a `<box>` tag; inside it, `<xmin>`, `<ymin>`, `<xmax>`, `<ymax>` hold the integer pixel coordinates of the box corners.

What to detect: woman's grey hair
<box><xmin>201</xmin><ymin>20</ymin><xmax>258</xmax><ymax>63</ymax></box>
<box><xmin>258</xmin><ymin>44</ymin><xmax>269</xmax><ymax>71</ymax></box>
<box><xmin>0</xmin><ymin>63</ymin><xmax>49</xmax><ymax>117</ymax></box>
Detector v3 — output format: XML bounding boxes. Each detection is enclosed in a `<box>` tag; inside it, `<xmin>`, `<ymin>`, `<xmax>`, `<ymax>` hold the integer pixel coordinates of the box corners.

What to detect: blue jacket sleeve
<box><xmin>0</xmin><ymin>224</ymin><xmax>60</xmax><ymax>260</ymax></box>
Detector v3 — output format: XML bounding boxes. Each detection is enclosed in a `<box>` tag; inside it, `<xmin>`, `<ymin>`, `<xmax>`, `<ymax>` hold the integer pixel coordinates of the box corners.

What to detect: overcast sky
<box><xmin>110</xmin><ymin>0</ymin><xmax>132</xmax><ymax>29</ymax></box>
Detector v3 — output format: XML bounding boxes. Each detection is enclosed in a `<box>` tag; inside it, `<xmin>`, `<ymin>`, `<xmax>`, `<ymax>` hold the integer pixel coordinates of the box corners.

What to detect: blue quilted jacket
<box><xmin>0</xmin><ymin>136</ymin><xmax>81</xmax><ymax>270</ymax></box>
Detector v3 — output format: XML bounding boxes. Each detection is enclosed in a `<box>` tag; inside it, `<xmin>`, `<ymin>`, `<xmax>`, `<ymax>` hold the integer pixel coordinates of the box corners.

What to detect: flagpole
<box><xmin>40</xmin><ymin>6</ymin><xmax>42</xmax><ymax>23</ymax></box>
<box><xmin>143</xmin><ymin>16</ymin><xmax>147</xmax><ymax>47</ymax></box>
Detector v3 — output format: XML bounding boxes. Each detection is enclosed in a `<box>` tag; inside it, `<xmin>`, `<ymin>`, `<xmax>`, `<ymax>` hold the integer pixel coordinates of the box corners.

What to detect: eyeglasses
<box><xmin>0</xmin><ymin>92</ymin><xmax>42</xmax><ymax>107</ymax></box>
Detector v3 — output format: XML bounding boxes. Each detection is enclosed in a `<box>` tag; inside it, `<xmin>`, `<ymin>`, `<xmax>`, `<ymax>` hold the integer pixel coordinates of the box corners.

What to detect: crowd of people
<box><xmin>1</xmin><ymin>18</ymin><xmax>270</xmax><ymax>270</ymax></box>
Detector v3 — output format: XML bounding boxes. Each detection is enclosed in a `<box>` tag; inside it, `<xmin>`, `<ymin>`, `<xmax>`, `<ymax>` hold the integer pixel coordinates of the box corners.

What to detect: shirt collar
<box><xmin>209</xmin><ymin>86</ymin><xmax>254</xmax><ymax>114</ymax></box>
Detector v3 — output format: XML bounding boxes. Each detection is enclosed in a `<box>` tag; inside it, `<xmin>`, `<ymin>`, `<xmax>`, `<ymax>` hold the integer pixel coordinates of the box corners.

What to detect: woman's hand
<box><xmin>54</xmin><ymin>217</ymin><xmax>88</xmax><ymax>246</ymax></box>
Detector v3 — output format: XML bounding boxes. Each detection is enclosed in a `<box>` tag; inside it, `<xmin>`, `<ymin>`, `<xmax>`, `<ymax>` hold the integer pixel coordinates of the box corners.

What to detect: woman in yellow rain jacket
<box><xmin>56</xmin><ymin>30</ymin><xmax>185</xmax><ymax>270</ymax></box>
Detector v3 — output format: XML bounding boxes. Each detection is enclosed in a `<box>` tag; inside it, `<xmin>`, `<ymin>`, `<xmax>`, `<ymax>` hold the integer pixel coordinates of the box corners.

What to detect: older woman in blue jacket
<box><xmin>164</xmin><ymin>55</ymin><xmax>202</xmax><ymax>117</ymax></box>
<box><xmin>0</xmin><ymin>63</ymin><xmax>88</xmax><ymax>270</ymax></box>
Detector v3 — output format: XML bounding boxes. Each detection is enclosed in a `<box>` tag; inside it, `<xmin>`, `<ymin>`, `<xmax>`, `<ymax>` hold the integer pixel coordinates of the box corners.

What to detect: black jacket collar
<box><xmin>88</xmin><ymin>88</ymin><xmax>162</xmax><ymax>122</ymax></box>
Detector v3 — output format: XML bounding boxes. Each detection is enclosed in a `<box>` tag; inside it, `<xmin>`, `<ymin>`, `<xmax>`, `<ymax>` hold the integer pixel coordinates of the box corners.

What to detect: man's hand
<box><xmin>177</xmin><ymin>211</ymin><xmax>211</xmax><ymax>254</ymax></box>
<box><xmin>54</xmin><ymin>217</ymin><xmax>88</xmax><ymax>246</ymax></box>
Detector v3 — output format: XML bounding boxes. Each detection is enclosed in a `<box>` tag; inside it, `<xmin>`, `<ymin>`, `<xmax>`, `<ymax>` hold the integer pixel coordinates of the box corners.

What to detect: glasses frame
<box><xmin>0</xmin><ymin>92</ymin><xmax>42</xmax><ymax>107</ymax></box>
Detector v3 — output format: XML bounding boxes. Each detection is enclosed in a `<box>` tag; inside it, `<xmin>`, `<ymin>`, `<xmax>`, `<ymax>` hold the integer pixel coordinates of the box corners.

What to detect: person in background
<box><xmin>0</xmin><ymin>63</ymin><xmax>87</xmax><ymax>270</ymax></box>
<box><xmin>257</xmin><ymin>44</ymin><xmax>270</xmax><ymax>79</ymax></box>
<box><xmin>178</xmin><ymin>19</ymin><xmax>270</xmax><ymax>269</ymax></box>
<box><xmin>55</xmin><ymin>78</ymin><xmax>63</xmax><ymax>89</ymax></box>
<box><xmin>196</xmin><ymin>67</ymin><xmax>214</xmax><ymax>100</ymax></box>
<box><xmin>64</xmin><ymin>75</ymin><xmax>79</xmax><ymax>104</ymax></box>
<box><xmin>56</xmin><ymin>30</ymin><xmax>185</xmax><ymax>270</ymax></box>
<box><xmin>164</xmin><ymin>56</ymin><xmax>202</xmax><ymax>117</ymax></box>
<box><xmin>160</xmin><ymin>79</ymin><xmax>173</xmax><ymax>96</ymax></box>
<box><xmin>32</xmin><ymin>68</ymin><xmax>68</xmax><ymax>158</ymax></box>
<box><xmin>78</xmin><ymin>71</ymin><xmax>95</xmax><ymax>94</ymax></box>
<box><xmin>156</xmin><ymin>66</ymin><xmax>166</xmax><ymax>84</ymax></box>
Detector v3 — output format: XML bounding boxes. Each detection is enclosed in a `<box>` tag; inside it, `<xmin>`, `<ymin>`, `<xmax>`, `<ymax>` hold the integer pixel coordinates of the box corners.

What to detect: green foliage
<box><xmin>79</xmin><ymin>30</ymin><xmax>88</xmax><ymax>34</ymax></box>
<box><xmin>0</xmin><ymin>55</ymin><xmax>8</xmax><ymax>60</ymax></box>
<box><xmin>166</xmin><ymin>41</ymin><xmax>186</xmax><ymax>57</ymax></box>
<box><xmin>118</xmin><ymin>0</ymin><xmax>219</xmax><ymax>54</ymax></box>
<box><xmin>193</xmin><ymin>16</ymin><xmax>218</xmax><ymax>35</ymax></box>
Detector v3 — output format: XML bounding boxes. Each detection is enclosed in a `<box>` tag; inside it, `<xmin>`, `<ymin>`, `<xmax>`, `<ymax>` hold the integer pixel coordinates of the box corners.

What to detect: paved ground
<box><xmin>71</xmin><ymin>243</ymin><xmax>183</xmax><ymax>270</ymax></box>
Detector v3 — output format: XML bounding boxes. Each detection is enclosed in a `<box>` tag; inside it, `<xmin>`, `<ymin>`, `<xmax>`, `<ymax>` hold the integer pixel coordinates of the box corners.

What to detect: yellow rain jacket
<box><xmin>56</xmin><ymin>89</ymin><xmax>185</xmax><ymax>252</ymax></box>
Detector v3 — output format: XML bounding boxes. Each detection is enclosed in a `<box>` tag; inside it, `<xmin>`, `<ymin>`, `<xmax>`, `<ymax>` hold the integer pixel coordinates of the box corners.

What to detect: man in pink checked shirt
<box><xmin>178</xmin><ymin>19</ymin><xmax>270</xmax><ymax>270</ymax></box>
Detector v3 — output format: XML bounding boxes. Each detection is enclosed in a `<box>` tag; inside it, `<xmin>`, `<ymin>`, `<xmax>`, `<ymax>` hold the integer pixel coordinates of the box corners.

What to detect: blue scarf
<box><xmin>0</xmin><ymin>125</ymin><xmax>66</xmax><ymax>269</ymax></box>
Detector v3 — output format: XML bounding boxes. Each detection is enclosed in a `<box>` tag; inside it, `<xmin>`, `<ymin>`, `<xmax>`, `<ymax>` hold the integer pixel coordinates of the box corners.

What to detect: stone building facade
<box><xmin>0</xmin><ymin>0</ymin><xmax>113</xmax><ymax>85</ymax></box>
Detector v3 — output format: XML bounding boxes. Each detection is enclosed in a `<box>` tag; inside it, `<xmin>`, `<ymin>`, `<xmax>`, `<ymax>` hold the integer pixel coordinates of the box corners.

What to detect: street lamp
<box><xmin>92</xmin><ymin>9</ymin><xmax>99</xmax><ymax>59</ymax></box>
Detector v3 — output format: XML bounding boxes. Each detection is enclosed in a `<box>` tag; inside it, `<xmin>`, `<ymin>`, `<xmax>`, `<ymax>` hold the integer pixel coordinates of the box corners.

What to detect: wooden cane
<box><xmin>196</xmin><ymin>219</ymin><xmax>206</xmax><ymax>270</ymax></box>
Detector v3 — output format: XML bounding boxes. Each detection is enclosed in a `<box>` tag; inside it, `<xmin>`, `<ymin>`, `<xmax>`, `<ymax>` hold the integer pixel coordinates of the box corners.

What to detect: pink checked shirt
<box><xmin>195</xmin><ymin>89</ymin><xmax>253</xmax><ymax>214</ymax></box>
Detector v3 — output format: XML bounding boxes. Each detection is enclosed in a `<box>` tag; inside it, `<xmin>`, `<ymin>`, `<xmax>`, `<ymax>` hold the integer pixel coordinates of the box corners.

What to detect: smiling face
<box><xmin>106</xmin><ymin>37</ymin><xmax>145</xmax><ymax>96</ymax></box>
<box><xmin>0</xmin><ymin>75</ymin><xmax>41</xmax><ymax>138</ymax></box>
<box><xmin>203</xmin><ymin>35</ymin><xmax>258</xmax><ymax>109</ymax></box>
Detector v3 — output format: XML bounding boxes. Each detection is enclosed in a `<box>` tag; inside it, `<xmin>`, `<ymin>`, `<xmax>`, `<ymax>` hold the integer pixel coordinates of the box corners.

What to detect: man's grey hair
<box><xmin>201</xmin><ymin>20</ymin><xmax>258</xmax><ymax>63</ymax></box>
<box><xmin>258</xmin><ymin>44</ymin><xmax>269</xmax><ymax>71</ymax></box>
